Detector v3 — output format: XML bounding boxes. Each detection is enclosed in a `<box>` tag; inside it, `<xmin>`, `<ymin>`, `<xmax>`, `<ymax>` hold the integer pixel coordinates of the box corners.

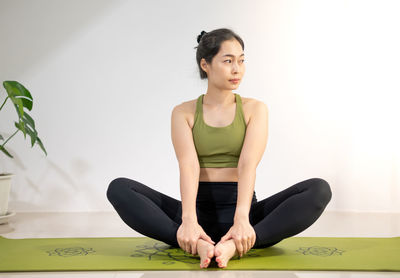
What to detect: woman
<box><xmin>106</xmin><ymin>28</ymin><xmax>332</xmax><ymax>269</ymax></box>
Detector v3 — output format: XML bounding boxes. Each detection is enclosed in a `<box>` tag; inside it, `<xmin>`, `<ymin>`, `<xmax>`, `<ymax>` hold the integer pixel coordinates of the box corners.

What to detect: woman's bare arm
<box><xmin>179</xmin><ymin>164</ymin><xmax>200</xmax><ymax>222</ymax></box>
<box><xmin>171</xmin><ymin>104</ymin><xmax>200</xmax><ymax>222</ymax></box>
<box><xmin>235</xmin><ymin>101</ymin><xmax>269</xmax><ymax>219</ymax></box>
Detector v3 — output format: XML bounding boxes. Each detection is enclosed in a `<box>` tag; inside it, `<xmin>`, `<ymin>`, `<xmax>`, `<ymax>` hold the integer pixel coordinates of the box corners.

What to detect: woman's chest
<box><xmin>186</xmin><ymin>96</ymin><xmax>252</xmax><ymax>129</ymax></box>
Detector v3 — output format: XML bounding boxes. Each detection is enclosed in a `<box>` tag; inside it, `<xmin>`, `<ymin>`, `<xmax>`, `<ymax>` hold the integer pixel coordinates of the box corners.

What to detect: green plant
<box><xmin>0</xmin><ymin>80</ymin><xmax>47</xmax><ymax>162</ymax></box>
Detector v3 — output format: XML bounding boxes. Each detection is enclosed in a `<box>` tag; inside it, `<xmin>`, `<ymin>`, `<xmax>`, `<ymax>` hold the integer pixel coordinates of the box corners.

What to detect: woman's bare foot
<box><xmin>196</xmin><ymin>239</ymin><xmax>215</xmax><ymax>268</ymax></box>
<box><xmin>214</xmin><ymin>239</ymin><xmax>239</xmax><ymax>268</ymax></box>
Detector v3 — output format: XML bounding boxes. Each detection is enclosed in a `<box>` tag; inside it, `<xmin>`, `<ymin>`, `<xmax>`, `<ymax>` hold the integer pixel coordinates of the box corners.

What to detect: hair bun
<box><xmin>197</xmin><ymin>30</ymin><xmax>207</xmax><ymax>44</ymax></box>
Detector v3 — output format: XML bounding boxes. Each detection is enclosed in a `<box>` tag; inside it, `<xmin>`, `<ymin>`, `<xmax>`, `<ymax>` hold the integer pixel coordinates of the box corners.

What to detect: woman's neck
<box><xmin>203</xmin><ymin>90</ymin><xmax>235</xmax><ymax>108</ymax></box>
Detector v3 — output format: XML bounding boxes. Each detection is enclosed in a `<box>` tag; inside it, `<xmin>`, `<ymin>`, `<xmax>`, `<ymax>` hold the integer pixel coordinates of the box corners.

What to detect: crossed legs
<box><xmin>106</xmin><ymin>177</ymin><xmax>332</xmax><ymax>267</ymax></box>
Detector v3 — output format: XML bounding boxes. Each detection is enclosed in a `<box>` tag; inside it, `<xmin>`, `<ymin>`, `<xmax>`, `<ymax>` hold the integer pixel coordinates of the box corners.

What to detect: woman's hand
<box><xmin>219</xmin><ymin>218</ymin><xmax>256</xmax><ymax>257</ymax></box>
<box><xmin>177</xmin><ymin>220</ymin><xmax>215</xmax><ymax>255</ymax></box>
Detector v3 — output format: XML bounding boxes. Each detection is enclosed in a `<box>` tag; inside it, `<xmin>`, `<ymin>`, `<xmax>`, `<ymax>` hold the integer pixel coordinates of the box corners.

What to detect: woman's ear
<box><xmin>200</xmin><ymin>58</ymin><xmax>208</xmax><ymax>74</ymax></box>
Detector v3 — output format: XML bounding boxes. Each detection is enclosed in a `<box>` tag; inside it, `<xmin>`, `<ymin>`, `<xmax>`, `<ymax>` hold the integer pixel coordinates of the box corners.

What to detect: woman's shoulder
<box><xmin>247</xmin><ymin>98</ymin><xmax>268</xmax><ymax>124</ymax></box>
<box><xmin>170</xmin><ymin>97</ymin><xmax>198</xmax><ymax>129</ymax></box>
<box><xmin>240</xmin><ymin>96</ymin><xmax>268</xmax><ymax>113</ymax></box>
<box><xmin>241</xmin><ymin>95</ymin><xmax>260</xmax><ymax>106</ymax></box>
<box><xmin>171</xmin><ymin>98</ymin><xmax>198</xmax><ymax>127</ymax></box>
<box><xmin>177</xmin><ymin>97</ymin><xmax>198</xmax><ymax>114</ymax></box>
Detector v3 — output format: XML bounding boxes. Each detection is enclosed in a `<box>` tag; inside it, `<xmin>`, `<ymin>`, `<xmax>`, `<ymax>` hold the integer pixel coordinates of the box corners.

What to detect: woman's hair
<box><xmin>194</xmin><ymin>28</ymin><xmax>245</xmax><ymax>80</ymax></box>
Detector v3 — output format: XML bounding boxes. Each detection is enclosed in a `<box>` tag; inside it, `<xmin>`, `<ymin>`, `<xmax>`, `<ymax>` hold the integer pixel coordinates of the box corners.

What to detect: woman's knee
<box><xmin>106</xmin><ymin>177</ymin><xmax>131</xmax><ymax>201</ymax></box>
<box><xmin>307</xmin><ymin>178</ymin><xmax>332</xmax><ymax>208</ymax></box>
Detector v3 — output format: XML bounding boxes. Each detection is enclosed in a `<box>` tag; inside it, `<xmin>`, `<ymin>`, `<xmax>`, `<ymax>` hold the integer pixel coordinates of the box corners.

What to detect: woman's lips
<box><xmin>229</xmin><ymin>79</ymin><xmax>240</xmax><ymax>83</ymax></box>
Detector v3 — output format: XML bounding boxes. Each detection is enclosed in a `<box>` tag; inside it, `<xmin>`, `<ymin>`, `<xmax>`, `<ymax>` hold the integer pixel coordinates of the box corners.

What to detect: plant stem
<box><xmin>1</xmin><ymin>129</ymin><xmax>19</xmax><ymax>148</ymax></box>
<box><xmin>0</xmin><ymin>96</ymin><xmax>9</xmax><ymax>110</ymax></box>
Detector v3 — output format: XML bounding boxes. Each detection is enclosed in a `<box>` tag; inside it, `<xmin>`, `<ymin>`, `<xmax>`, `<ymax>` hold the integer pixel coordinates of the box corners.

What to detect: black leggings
<box><xmin>106</xmin><ymin>177</ymin><xmax>332</xmax><ymax>249</ymax></box>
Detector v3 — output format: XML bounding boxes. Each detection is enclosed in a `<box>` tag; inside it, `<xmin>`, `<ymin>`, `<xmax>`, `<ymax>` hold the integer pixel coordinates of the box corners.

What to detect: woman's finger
<box><xmin>242</xmin><ymin>239</ymin><xmax>248</xmax><ymax>256</ymax></box>
<box><xmin>220</xmin><ymin>233</ymin><xmax>230</xmax><ymax>243</ymax></box>
<box><xmin>188</xmin><ymin>243</ymin><xmax>193</xmax><ymax>254</ymax></box>
<box><xmin>201</xmin><ymin>233</ymin><xmax>215</xmax><ymax>245</ymax></box>
<box><xmin>179</xmin><ymin>240</ymin><xmax>185</xmax><ymax>252</ymax></box>
<box><xmin>191</xmin><ymin>241</ymin><xmax>197</xmax><ymax>255</ymax></box>
<box><xmin>235</xmin><ymin>238</ymin><xmax>244</xmax><ymax>257</ymax></box>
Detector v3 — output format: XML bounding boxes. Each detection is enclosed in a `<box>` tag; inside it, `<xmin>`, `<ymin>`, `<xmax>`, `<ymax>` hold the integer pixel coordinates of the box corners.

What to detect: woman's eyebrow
<box><xmin>222</xmin><ymin>53</ymin><xmax>245</xmax><ymax>58</ymax></box>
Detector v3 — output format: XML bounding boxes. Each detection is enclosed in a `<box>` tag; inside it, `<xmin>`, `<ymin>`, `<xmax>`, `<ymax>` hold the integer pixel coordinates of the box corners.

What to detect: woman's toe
<box><xmin>207</xmin><ymin>248</ymin><xmax>214</xmax><ymax>259</ymax></box>
<box><xmin>216</xmin><ymin>256</ymin><xmax>224</xmax><ymax>266</ymax></box>
<box><xmin>200</xmin><ymin>258</ymin><xmax>209</xmax><ymax>268</ymax></box>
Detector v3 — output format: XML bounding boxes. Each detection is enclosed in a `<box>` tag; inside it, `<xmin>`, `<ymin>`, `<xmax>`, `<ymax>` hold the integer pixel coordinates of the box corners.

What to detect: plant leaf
<box><xmin>35</xmin><ymin>137</ymin><xmax>47</xmax><ymax>156</ymax></box>
<box><xmin>24</xmin><ymin>122</ymin><xmax>38</xmax><ymax>147</ymax></box>
<box><xmin>14</xmin><ymin>121</ymin><xmax>27</xmax><ymax>139</ymax></box>
<box><xmin>19</xmin><ymin>110</ymin><xmax>37</xmax><ymax>143</ymax></box>
<box><xmin>0</xmin><ymin>145</ymin><xmax>13</xmax><ymax>158</ymax></box>
<box><xmin>22</xmin><ymin>109</ymin><xmax>36</xmax><ymax>129</ymax></box>
<box><xmin>3</xmin><ymin>80</ymin><xmax>33</xmax><ymax>120</ymax></box>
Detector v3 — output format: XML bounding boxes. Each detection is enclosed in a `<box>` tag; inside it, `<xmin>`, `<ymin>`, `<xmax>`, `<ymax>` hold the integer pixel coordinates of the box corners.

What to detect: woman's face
<box><xmin>201</xmin><ymin>39</ymin><xmax>245</xmax><ymax>90</ymax></box>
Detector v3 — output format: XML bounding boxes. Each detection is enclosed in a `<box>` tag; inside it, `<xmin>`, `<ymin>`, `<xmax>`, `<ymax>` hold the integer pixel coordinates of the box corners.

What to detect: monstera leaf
<box><xmin>0</xmin><ymin>80</ymin><xmax>47</xmax><ymax>159</ymax></box>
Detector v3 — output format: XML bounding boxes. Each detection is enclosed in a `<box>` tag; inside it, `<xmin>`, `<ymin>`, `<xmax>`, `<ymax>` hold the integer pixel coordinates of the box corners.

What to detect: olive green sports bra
<box><xmin>192</xmin><ymin>93</ymin><xmax>247</xmax><ymax>168</ymax></box>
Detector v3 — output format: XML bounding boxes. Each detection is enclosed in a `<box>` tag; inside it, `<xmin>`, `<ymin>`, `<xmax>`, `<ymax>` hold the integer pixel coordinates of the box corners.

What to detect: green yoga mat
<box><xmin>0</xmin><ymin>235</ymin><xmax>399</xmax><ymax>272</ymax></box>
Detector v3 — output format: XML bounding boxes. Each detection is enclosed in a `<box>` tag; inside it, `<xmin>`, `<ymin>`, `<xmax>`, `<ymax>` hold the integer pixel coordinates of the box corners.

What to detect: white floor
<box><xmin>0</xmin><ymin>211</ymin><xmax>399</xmax><ymax>277</ymax></box>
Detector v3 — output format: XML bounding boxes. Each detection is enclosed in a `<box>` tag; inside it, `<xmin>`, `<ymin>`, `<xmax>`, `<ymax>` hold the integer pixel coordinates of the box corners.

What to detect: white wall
<box><xmin>0</xmin><ymin>0</ymin><xmax>399</xmax><ymax>213</ymax></box>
